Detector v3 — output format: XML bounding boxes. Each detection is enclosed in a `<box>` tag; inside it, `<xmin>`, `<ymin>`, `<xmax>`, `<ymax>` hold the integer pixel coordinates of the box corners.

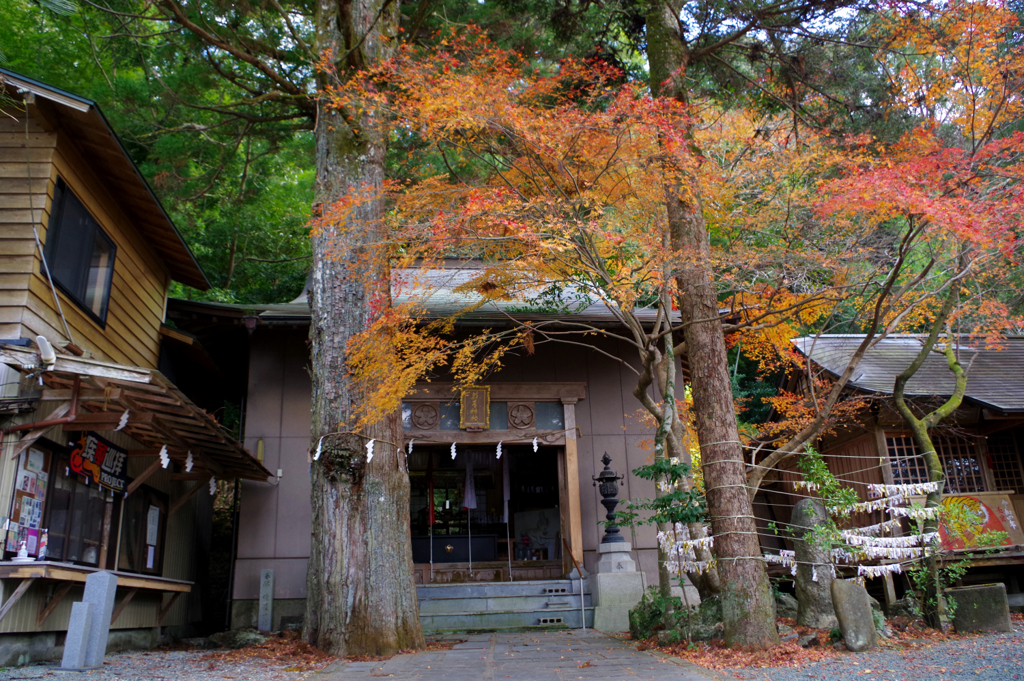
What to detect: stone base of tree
<box><xmin>947</xmin><ymin>584</ymin><xmax>1012</xmax><ymax>633</ymax></box>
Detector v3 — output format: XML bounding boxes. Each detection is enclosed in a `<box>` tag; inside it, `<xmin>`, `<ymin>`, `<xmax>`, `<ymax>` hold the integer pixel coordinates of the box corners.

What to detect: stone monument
<box><xmin>61</xmin><ymin>571</ymin><xmax>118</xmax><ymax>669</ymax></box>
<box><xmin>792</xmin><ymin>499</ymin><xmax>838</xmax><ymax>629</ymax></box>
<box><xmin>590</xmin><ymin>454</ymin><xmax>645</xmax><ymax>632</ymax></box>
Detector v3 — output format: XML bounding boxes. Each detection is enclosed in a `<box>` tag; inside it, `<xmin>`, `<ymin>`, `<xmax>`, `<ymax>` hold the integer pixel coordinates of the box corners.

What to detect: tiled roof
<box><xmin>792</xmin><ymin>335</ymin><xmax>1024</xmax><ymax>413</ymax></box>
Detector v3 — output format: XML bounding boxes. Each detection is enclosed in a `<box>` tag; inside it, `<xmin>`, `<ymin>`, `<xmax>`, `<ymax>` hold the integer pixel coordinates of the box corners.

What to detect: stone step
<box><xmin>417</xmin><ymin>592</ymin><xmax>592</xmax><ymax>615</ymax></box>
<box><xmin>416</xmin><ymin>579</ymin><xmax>585</xmax><ymax>600</ymax></box>
<box><xmin>418</xmin><ymin>605</ymin><xmax>595</xmax><ymax>632</ymax></box>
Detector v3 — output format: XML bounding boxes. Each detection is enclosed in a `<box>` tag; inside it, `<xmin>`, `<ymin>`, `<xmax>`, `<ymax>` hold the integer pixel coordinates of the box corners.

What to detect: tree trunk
<box><xmin>893</xmin><ymin>284</ymin><xmax>967</xmax><ymax>630</ymax></box>
<box><xmin>643</xmin><ymin>0</ymin><xmax>778</xmax><ymax>649</ymax></box>
<box><xmin>304</xmin><ymin>0</ymin><xmax>425</xmax><ymax>656</ymax></box>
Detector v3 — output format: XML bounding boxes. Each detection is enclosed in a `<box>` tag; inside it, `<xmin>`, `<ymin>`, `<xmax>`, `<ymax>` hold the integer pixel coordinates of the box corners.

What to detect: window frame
<box><xmin>43</xmin><ymin>177</ymin><xmax>117</xmax><ymax>327</ymax></box>
<box><xmin>884</xmin><ymin>430</ymin><xmax>988</xmax><ymax>494</ymax></box>
<box><xmin>39</xmin><ymin>442</ymin><xmax>120</xmax><ymax>568</ymax></box>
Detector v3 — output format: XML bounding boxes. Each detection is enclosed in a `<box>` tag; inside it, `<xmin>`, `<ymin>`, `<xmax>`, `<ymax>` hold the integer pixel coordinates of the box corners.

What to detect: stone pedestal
<box><xmin>592</xmin><ymin>542</ymin><xmax>645</xmax><ymax>633</ymax></box>
<box><xmin>948</xmin><ymin>583</ymin><xmax>1012</xmax><ymax>633</ymax></box>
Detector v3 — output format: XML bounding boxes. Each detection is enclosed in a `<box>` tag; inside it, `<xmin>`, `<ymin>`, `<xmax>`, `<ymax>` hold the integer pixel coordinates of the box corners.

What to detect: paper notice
<box><xmin>146</xmin><ymin>544</ymin><xmax>155</xmax><ymax>569</ymax></box>
<box><xmin>147</xmin><ymin>505</ymin><xmax>160</xmax><ymax>546</ymax></box>
<box><xmin>26</xmin><ymin>448</ymin><xmax>44</xmax><ymax>473</ymax></box>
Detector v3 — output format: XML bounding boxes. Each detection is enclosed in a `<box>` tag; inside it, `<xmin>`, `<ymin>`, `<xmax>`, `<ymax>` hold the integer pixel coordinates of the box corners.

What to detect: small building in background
<box><xmin>0</xmin><ymin>69</ymin><xmax>269</xmax><ymax>665</ymax></box>
<box><xmin>755</xmin><ymin>335</ymin><xmax>1024</xmax><ymax>608</ymax></box>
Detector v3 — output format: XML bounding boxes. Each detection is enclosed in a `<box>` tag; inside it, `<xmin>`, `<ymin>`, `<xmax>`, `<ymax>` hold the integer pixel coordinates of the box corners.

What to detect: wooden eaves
<box><xmin>0</xmin><ymin>344</ymin><xmax>270</xmax><ymax>482</ymax></box>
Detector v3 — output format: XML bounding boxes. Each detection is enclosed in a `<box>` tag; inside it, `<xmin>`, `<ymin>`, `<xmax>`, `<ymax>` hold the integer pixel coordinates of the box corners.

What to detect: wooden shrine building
<box><xmin>0</xmin><ymin>69</ymin><xmax>269</xmax><ymax>664</ymax></box>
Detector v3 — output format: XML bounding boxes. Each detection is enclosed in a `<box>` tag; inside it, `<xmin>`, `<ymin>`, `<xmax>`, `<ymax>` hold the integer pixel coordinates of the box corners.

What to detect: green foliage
<box><xmin>613</xmin><ymin>458</ymin><xmax>706</xmax><ymax>529</ymax></box>
<box><xmin>0</xmin><ymin>0</ymin><xmax>313</xmax><ymax>304</ymax></box>
<box><xmin>629</xmin><ymin>588</ymin><xmax>676</xmax><ymax>640</ymax></box>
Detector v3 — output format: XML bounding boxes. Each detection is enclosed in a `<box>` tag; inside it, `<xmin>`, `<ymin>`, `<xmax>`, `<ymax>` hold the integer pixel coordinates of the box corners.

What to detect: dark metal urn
<box><xmin>593</xmin><ymin>453</ymin><xmax>625</xmax><ymax>544</ymax></box>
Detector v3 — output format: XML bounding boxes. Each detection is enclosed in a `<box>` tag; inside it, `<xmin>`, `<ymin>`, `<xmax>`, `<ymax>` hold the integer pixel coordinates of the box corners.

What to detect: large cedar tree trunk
<box><xmin>644</xmin><ymin>0</ymin><xmax>779</xmax><ymax>649</ymax></box>
<box><xmin>304</xmin><ymin>0</ymin><xmax>425</xmax><ymax>656</ymax></box>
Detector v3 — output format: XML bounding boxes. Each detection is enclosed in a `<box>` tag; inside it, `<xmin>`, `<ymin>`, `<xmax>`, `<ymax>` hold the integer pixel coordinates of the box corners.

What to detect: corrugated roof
<box><xmin>792</xmin><ymin>335</ymin><xmax>1024</xmax><ymax>413</ymax></box>
<box><xmin>0</xmin><ymin>68</ymin><xmax>209</xmax><ymax>290</ymax></box>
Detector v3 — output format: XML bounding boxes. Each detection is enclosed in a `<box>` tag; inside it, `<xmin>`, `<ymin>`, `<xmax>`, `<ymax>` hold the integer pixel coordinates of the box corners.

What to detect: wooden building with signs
<box><xmin>755</xmin><ymin>335</ymin><xmax>1024</xmax><ymax>607</ymax></box>
<box><xmin>167</xmin><ymin>267</ymin><xmax>698</xmax><ymax>632</ymax></box>
<box><xmin>0</xmin><ymin>70</ymin><xmax>268</xmax><ymax>665</ymax></box>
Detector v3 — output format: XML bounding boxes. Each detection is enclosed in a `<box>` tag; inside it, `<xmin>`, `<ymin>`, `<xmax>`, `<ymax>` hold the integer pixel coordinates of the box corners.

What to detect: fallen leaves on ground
<box><xmin>648</xmin><ymin>616</ymin><xmax>1008</xmax><ymax>672</ymax></box>
<box><xmin>203</xmin><ymin>632</ymin><xmax>335</xmax><ymax>672</ymax></box>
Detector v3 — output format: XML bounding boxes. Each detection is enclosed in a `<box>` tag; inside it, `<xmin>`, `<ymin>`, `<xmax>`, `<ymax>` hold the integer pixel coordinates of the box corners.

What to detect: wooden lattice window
<box><xmin>987</xmin><ymin>432</ymin><xmax>1024</xmax><ymax>494</ymax></box>
<box><xmin>935</xmin><ymin>435</ymin><xmax>986</xmax><ymax>493</ymax></box>
<box><xmin>886</xmin><ymin>434</ymin><xmax>929</xmax><ymax>484</ymax></box>
<box><xmin>886</xmin><ymin>433</ymin><xmax>986</xmax><ymax>493</ymax></box>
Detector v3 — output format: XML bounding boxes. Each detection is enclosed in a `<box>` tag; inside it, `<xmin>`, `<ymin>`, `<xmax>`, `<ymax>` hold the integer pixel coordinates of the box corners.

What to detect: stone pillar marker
<box><xmin>82</xmin><ymin>571</ymin><xmax>118</xmax><ymax>668</ymax></box>
<box><xmin>258</xmin><ymin>569</ymin><xmax>274</xmax><ymax>632</ymax></box>
<box><xmin>61</xmin><ymin>571</ymin><xmax>118</xmax><ymax>670</ymax></box>
<box><xmin>60</xmin><ymin>602</ymin><xmax>93</xmax><ymax>669</ymax></box>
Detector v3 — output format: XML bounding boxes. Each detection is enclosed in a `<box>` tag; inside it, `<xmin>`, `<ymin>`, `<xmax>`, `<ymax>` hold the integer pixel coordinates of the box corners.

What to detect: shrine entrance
<box><xmin>408</xmin><ymin>445</ymin><xmax>566</xmax><ymax>583</ymax></box>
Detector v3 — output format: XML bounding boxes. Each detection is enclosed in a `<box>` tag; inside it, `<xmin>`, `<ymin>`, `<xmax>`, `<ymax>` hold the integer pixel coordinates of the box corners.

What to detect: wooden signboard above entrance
<box><xmin>460</xmin><ymin>386</ymin><xmax>490</xmax><ymax>431</ymax></box>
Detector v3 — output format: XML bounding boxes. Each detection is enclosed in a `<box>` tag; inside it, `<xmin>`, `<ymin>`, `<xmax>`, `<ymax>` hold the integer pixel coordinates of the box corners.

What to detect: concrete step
<box><xmin>418</xmin><ymin>592</ymin><xmax>592</xmax><ymax>615</ymax></box>
<box><xmin>418</xmin><ymin>605</ymin><xmax>594</xmax><ymax>631</ymax></box>
<box><xmin>416</xmin><ymin>579</ymin><xmax>585</xmax><ymax>599</ymax></box>
<box><xmin>416</xmin><ymin>579</ymin><xmax>593</xmax><ymax>632</ymax></box>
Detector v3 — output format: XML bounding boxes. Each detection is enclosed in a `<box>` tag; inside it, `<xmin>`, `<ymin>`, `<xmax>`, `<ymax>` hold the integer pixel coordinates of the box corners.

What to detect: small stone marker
<box><xmin>948</xmin><ymin>583</ymin><xmax>1012</xmax><ymax>633</ymax></box>
<box><xmin>258</xmin><ymin>569</ymin><xmax>274</xmax><ymax>632</ymax></box>
<box><xmin>82</xmin><ymin>571</ymin><xmax>118</xmax><ymax>668</ymax></box>
<box><xmin>792</xmin><ymin>499</ymin><xmax>838</xmax><ymax>629</ymax></box>
<box><xmin>60</xmin><ymin>601</ymin><xmax>93</xmax><ymax>669</ymax></box>
<box><xmin>831</xmin><ymin>579</ymin><xmax>878</xmax><ymax>652</ymax></box>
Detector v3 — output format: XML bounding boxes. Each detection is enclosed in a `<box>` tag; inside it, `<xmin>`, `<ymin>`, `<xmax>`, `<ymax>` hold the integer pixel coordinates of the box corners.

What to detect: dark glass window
<box><xmin>42</xmin><ymin>452</ymin><xmax>116</xmax><ymax>567</ymax></box>
<box><xmin>44</xmin><ymin>178</ymin><xmax>116</xmax><ymax>324</ymax></box>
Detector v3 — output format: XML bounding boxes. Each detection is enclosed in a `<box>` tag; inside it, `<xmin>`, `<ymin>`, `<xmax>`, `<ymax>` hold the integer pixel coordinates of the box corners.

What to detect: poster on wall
<box><xmin>70</xmin><ymin>432</ymin><xmax>128</xmax><ymax>493</ymax></box>
<box><xmin>938</xmin><ymin>493</ymin><xmax>1024</xmax><ymax>550</ymax></box>
<box><xmin>5</xmin><ymin>448</ymin><xmax>51</xmax><ymax>556</ymax></box>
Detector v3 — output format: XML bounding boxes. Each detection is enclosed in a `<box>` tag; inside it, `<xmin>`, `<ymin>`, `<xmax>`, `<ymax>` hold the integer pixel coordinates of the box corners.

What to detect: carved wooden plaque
<box><xmin>460</xmin><ymin>386</ymin><xmax>490</xmax><ymax>430</ymax></box>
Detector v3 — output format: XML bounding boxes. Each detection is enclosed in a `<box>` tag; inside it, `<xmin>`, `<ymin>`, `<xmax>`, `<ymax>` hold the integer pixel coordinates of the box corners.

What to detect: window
<box><xmin>886</xmin><ymin>434</ymin><xmax>929</xmax><ymax>484</ymax></box>
<box><xmin>987</xmin><ymin>432</ymin><xmax>1024</xmax><ymax>494</ymax></box>
<box><xmin>41</xmin><ymin>450</ymin><xmax>118</xmax><ymax>567</ymax></box>
<box><xmin>885</xmin><ymin>432</ymin><xmax>986</xmax><ymax>493</ymax></box>
<box><xmin>44</xmin><ymin>177</ymin><xmax>116</xmax><ymax>324</ymax></box>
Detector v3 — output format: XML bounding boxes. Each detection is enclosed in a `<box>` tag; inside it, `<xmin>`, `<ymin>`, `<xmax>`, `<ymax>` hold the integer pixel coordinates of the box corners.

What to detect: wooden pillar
<box><xmin>562</xmin><ymin>399</ymin><xmax>583</xmax><ymax>569</ymax></box>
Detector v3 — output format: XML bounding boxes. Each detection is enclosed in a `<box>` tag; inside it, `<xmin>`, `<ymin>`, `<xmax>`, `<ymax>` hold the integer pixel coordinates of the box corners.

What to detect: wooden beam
<box><xmin>0</xmin><ymin>579</ymin><xmax>34</xmax><ymax>623</ymax></box>
<box><xmin>156</xmin><ymin>591</ymin><xmax>182</xmax><ymax>625</ymax></box>
<box><xmin>562</xmin><ymin>400</ymin><xmax>583</xmax><ymax>569</ymax></box>
<box><xmin>10</xmin><ymin>402</ymin><xmax>71</xmax><ymax>458</ymax></box>
<box><xmin>158</xmin><ymin>326</ymin><xmax>195</xmax><ymax>345</ymax></box>
<box><xmin>411</xmin><ymin>382</ymin><xmax>587</xmax><ymax>401</ymax></box>
<box><xmin>169</xmin><ymin>474</ymin><xmax>212</xmax><ymax>516</ymax></box>
<box><xmin>110</xmin><ymin>587</ymin><xmax>138</xmax><ymax>625</ymax></box>
<box><xmin>126</xmin><ymin>459</ymin><xmax>164</xmax><ymax>497</ymax></box>
<box><xmin>41</xmin><ymin>388</ymin><xmax>120</xmax><ymax>402</ymax></box>
<box><xmin>65</xmin><ymin>411</ymin><xmax>154</xmax><ymax>429</ymax></box>
<box><xmin>36</xmin><ymin>582</ymin><xmax>73</xmax><ymax>626</ymax></box>
<box><xmin>169</xmin><ymin>472</ymin><xmax>206</xmax><ymax>481</ymax></box>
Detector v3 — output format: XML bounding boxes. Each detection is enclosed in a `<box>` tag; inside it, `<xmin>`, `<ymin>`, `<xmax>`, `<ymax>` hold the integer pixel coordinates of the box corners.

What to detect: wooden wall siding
<box><xmin>0</xmin><ymin>426</ymin><xmax>201</xmax><ymax>633</ymax></box>
<box><xmin>0</xmin><ymin>114</ymin><xmax>55</xmax><ymax>340</ymax></box>
<box><xmin>770</xmin><ymin>435</ymin><xmax>887</xmax><ymax>534</ymax></box>
<box><xmin>822</xmin><ymin>435</ymin><xmax>887</xmax><ymax>529</ymax></box>
<box><xmin>0</xmin><ymin>112</ymin><xmax>171</xmax><ymax>368</ymax></box>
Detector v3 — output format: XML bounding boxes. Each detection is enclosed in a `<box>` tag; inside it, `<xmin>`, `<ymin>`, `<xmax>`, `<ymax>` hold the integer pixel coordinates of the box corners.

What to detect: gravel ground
<box><xmin>746</xmin><ymin>624</ymin><xmax>1024</xmax><ymax>681</ymax></box>
<box><xmin>0</xmin><ymin>649</ymin><xmax>324</xmax><ymax>681</ymax></box>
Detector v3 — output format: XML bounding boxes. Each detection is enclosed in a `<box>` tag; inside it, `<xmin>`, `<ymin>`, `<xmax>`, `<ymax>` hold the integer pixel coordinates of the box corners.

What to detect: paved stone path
<box><xmin>313</xmin><ymin>630</ymin><xmax>734</xmax><ymax>681</ymax></box>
